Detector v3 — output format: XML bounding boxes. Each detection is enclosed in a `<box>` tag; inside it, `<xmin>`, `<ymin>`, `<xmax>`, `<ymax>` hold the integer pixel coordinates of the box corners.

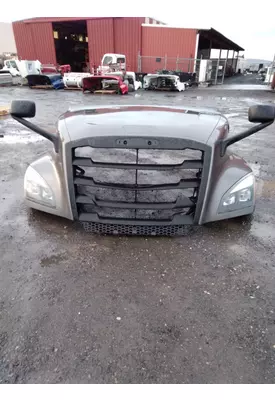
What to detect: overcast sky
<box><xmin>1</xmin><ymin>0</ymin><xmax>274</xmax><ymax>60</ymax></box>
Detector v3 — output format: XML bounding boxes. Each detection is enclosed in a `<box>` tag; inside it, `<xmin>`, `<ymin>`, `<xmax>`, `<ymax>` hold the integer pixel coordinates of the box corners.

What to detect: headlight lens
<box><xmin>222</xmin><ymin>194</ymin><xmax>236</xmax><ymax>206</ymax></box>
<box><xmin>220</xmin><ymin>173</ymin><xmax>255</xmax><ymax>212</ymax></box>
<box><xmin>24</xmin><ymin>166</ymin><xmax>56</xmax><ymax>207</ymax></box>
<box><xmin>238</xmin><ymin>188</ymin><xmax>252</xmax><ymax>202</ymax></box>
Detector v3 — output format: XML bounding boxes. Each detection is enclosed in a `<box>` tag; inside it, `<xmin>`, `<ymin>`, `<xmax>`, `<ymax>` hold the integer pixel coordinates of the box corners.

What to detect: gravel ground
<box><xmin>1</xmin><ymin>77</ymin><xmax>275</xmax><ymax>383</ymax></box>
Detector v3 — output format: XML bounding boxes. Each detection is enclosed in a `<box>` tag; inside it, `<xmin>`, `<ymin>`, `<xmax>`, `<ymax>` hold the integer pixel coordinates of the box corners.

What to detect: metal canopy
<box><xmin>198</xmin><ymin>28</ymin><xmax>244</xmax><ymax>51</ymax></box>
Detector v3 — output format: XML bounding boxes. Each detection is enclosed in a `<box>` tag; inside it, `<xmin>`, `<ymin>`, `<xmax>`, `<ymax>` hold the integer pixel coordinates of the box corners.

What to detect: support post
<box><xmin>232</xmin><ymin>50</ymin><xmax>235</xmax><ymax>74</ymax></box>
<box><xmin>193</xmin><ymin>57</ymin><xmax>198</xmax><ymax>73</ymax></box>
<box><xmin>214</xmin><ymin>49</ymin><xmax>222</xmax><ymax>85</ymax></box>
<box><xmin>221</xmin><ymin>49</ymin><xmax>229</xmax><ymax>84</ymax></box>
<box><xmin>137</xmin><ymin>51</ymin><xmax>141</xmax><ymax>73</ymax></box>
<box><xmin>268</xmin><ymin>53</ymin><xmax>275</xmax><ymax>84</ymax></box>
<box><xmin>209</xmin><ymin>40</ymin><xmax>212</xmax><ymax>59</ymax></box>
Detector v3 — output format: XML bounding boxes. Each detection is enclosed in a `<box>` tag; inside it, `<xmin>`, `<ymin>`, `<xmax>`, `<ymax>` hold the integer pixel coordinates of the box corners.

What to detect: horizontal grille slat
<box><xmin>79</xmin><ymin>212</ymin><xmax>194</xmax><ymax>225</ymax></box>
<box><xmin>76</xmin><ymin>195</ymin><xmax>195</xmax><ymax>209</ymax></box>
<box><xmin>74</xmin><ymin>177</ymin><xmax>200</xmax><ymax>190</ymax></box>
<box><xmin>73</xmin><ymin>157</ymin><xmax>203</xmax><ymax>170</ymax></box>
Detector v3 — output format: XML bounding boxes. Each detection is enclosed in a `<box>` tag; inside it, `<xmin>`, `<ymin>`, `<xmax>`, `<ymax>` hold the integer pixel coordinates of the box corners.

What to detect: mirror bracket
<box><xmin>12</xmin><ymin>116</ymin><xmax>59</xmax><ymax>152</ymax></box>
<box><xmin>220</xmin><ymin>121</ymin><xmax>273</xmax><ymax>157</ymax></box>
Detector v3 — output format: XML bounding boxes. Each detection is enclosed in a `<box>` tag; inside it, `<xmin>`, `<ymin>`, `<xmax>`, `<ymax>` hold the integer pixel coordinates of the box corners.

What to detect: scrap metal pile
<box><xmin>143</xmin><ymin>74</ymin><xmax>186</xmax><ymax>92</ymax></box>
<box><xmin>82</xmin><ymin>76</ymin><xmax>129</xmax><ymax>95</ymax></box>
<box><xmin>0</xmin><ymin>52</ymin><xmax>196</xmax><ymax>93</ymax></box>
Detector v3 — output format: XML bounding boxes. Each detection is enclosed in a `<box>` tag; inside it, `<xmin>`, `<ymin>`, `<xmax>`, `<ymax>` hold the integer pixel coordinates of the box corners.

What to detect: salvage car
<box><xmin>82</xmin><ymin>75</ymin><xmax>128</xmax><ymax>95</ymax></box>
<box><xmin>40</xmin><ymin>64</ymin><xmax>71</xmax><ymax>75</ymax></box>
<box><xmin>26</xmin><ymin>74</ymin><xmax>64</xmax><ymax>90</ymax></box>
<box><xmin>10</xmin><ymin>101</ymin><xmax>275</xmax><ymax>236</ymax></box>
<box><xmin>105</xmin><ymin>71</ymin><xmax>142</xmax><ymax>91</ymax></box>
<box><xmin>63</xmin><ymin>72</ymin><xmax>92</xmax><ymax>89</ymax></box>
<box><xmin>143</xmin><ymin>74</ymin><xmax>186</xmax><ymax>92</ymax></box>
<box><xmin>0</xmin><ymin>70</ymin><xmax>13</xmax><ymax>86</ymax></box>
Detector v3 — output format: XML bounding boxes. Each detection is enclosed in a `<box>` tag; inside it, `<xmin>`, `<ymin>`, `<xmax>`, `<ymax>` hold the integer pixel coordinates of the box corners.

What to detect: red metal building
<box><xmin>13</xmin><ymin>17</ymin><xmax>158</xmax><ymax>71</ymax></box>
<box><xmin>12</xmin><ymin>17</ymin><xmax>244</xmax><ymax>73</ymax></box>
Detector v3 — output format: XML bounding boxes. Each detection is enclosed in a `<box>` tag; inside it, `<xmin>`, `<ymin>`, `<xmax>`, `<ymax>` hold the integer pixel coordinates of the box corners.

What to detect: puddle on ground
<box><xmin>240</xmin><ymin>98</ymin><xmax>263</xmax><ymax>105</ymax></box>
<box><xmin>249</xmin><ymin>221</ymin><xmax>275</xmax><ymax>242</ymax></box>
<box><xmin>224</xmin><ymin>113</ymin><xmax>240</xmax><ymax>118</ymax></box>
<box><xmin>257</xmin><ymin>179</ymin><xmax>275</xmax><ymax>198</ymax></box>
<box><xmin>220</xmin><ymin>84</ymin><xmax>267</xmax><ymax>91</ymax></box>
<box><xmin>229</xmin><ymin>243</ymin><xmax>248</xmax><ymax>257</ymax></box>
<box><xmin>250</xmin><ymin>163</ymin><xmax>261</xmax><ymax>178</ymax></box>
<box><xmin>0</xmin><ymin>134</ymin><xmax>44</xmax><ymax>144</ymax></box>
<box><xmin>40</xmin><ymin>253</ymin><xmax>68</xmax><ymax>268</ymax></box>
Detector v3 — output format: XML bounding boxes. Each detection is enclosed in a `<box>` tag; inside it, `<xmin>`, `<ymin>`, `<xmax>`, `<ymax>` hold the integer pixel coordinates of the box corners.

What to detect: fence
<box><xmin>137</xmin><ymin>54</ymin><xmax>201</xmax><ymax>74</ymax></box>
<box><xmin>137</xmin><ymin>53</ymin><xmax>235</xmax><ymax>85</ymax></box>
<box><xmin>210</xmin><ymin>59</ymin><xmax>231</xmax><ymax>85</ymax></box>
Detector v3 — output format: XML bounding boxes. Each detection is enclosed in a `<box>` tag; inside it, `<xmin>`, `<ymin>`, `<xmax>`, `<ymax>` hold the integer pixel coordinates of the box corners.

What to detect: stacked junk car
<box><xmin>0</xmin><ymin>53</ymin><xmax>140</xmax><ymax>93</ymax></box>
<box><xmin>0</xmin><ymin>52</ymin><xmax>194</xmax><ymax>93</ymax></box>
<box><xmin>10</xmin><ymin>100</ymin><xmax>275</xmax><ymax>236</ymax></box>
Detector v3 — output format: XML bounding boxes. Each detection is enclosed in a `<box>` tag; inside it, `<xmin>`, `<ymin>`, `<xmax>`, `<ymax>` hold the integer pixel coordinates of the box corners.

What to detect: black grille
<box><xmin>81</xmin><ymin>222</ymin><xmax>193</xmax><ymax>236</ymax></box>
<box><xmin>69</xmin><ymin>143</ymin><xmax>208</xmax><ymax>236</ymax></box>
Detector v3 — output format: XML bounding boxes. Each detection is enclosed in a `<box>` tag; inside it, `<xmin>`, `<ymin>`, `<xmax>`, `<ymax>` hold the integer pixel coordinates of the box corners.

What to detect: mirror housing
<box><xmin>249</xmin><ymin>105</ymin><xmax>275</xmax><ymax>123</ymax></box>
<box><xmin>10</xmin><ymin>100</ymin><xmax>36</xmax><ymax>119</ymax></box>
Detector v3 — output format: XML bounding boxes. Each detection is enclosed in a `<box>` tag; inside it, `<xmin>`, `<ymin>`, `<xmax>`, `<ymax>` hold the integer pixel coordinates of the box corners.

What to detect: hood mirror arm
<box><xmin>12</xmin><ymin>116</ymin><xmax>59</xmax><ymax>152</ymax></box>
<box><xmin>220</xmin><ymin>121</ymin><xmax>273</xmax><ymax>157</ymax></box>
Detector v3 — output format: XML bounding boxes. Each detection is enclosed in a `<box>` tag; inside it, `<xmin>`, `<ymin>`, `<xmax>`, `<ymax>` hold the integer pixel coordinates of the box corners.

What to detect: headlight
<box><xmin>219</xmin><ymin>173</ymin><xmax>255</xmax><ymax>213</ymax></box>
<box><xmin>24</xmin><ymin>166</ymin><xmax>56</xmax><ymax>208</ymax></box>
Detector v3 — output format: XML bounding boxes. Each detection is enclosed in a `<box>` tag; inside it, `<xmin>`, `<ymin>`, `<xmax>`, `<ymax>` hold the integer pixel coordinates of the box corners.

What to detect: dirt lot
<box><xmin>1</xmin><ymin>80</ymin><xmax>275</xmax><ymax>383</ymax></box>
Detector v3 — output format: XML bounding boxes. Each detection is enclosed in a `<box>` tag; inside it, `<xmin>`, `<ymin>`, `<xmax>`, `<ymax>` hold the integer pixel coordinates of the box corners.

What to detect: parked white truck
<box><xmin>0</xmin><ymin>59</ymin><xmax>20</xmax><ymax>76</ymax></box>
<box><xmin>0</xmin><ymin>59</ymin><xmax>41</xmax><ymax>78</ymax></box>
<box><xmin>97</xmin><ymin>53</ymin><xmax>126</xmax><ymax>74</ymax></box>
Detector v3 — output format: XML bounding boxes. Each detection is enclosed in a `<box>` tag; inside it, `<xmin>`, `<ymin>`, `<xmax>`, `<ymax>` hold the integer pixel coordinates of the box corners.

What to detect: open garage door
<box><xmin>53</xmin><ymin>20</ymin><xmax>89</xmax><ymax>72</ymax></box>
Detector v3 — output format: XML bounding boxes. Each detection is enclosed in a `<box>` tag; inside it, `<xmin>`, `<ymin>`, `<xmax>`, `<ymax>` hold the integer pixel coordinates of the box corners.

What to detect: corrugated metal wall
<box><xmin>13</xmin><ymin>21</ymin><xmax>56</xmax><ymax>63</ymax></box>
<box><xmin>86</xmin><ymin>17</ymin><xmax>144</xmax><ymax>71</ymax></box>
<box><xmin>114</xmin><ymin>18</ymin><xmax>144</xmax><ymax>71</ymax></box>
<box><xmin>31</xmin><ymin>23</ymin><xmax>56</xmax><ymax>64</ymax></box>
<box><xmin>141</xmin><ymin>26</ymin><xmax>197</xmax><ymax>72</ymax></box>
<box><xmin>12</xmin><ymin>21</ymin><xmax>36</xmax><ymax>60</ymax></box>
<box><xmin>87</xmin><ymin>19</ymin><xmax>114</xmax><ymax>68</ymax></box>
<box><xmin>142</xmin><ymin>26</ymin><xmax>197</xmax><ymax>57</ymax></box>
